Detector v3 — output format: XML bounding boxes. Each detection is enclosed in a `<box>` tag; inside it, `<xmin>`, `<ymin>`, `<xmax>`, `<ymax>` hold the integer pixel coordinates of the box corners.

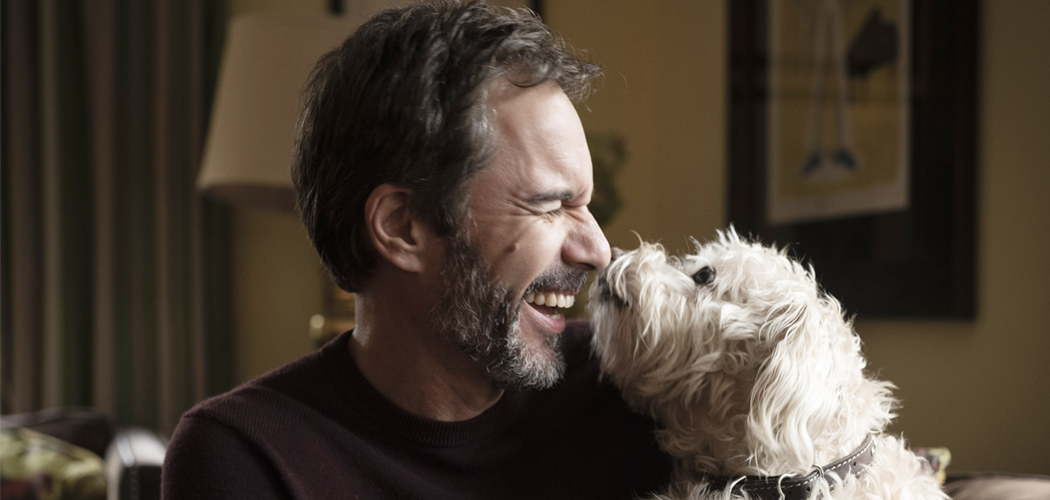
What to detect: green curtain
<box><xmin>2</xmin><ymin>0</ymin><xmax>234</xmax><ymax>435</ymax></box>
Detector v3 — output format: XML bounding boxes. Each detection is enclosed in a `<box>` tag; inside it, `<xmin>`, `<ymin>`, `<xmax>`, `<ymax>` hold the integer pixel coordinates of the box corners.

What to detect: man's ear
<box><xmin>364</xmin><ymin>184</ymin><xmax>438</xmax><ymax>274</ymax></box>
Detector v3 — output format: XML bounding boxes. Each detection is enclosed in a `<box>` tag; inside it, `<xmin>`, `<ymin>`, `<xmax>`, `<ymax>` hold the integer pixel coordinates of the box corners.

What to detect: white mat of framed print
<box><xmin>767</xmin><ymin>0</ymin><xmax>910</xmax><ymax>225</ymax></box>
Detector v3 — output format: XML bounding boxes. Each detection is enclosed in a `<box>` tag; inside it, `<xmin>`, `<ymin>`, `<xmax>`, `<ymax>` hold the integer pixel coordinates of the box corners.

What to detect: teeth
<box><xmin>524</xmin><ymin>291</ymin><xmax>576</xmax><ymax>309</ymax></box>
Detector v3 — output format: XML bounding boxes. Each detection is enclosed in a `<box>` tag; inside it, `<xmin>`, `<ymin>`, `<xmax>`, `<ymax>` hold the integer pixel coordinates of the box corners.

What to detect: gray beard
<box><xmin>433</xmin><ymin>233</ymin><xmax>580</xmax><ymax>391</ymax></box>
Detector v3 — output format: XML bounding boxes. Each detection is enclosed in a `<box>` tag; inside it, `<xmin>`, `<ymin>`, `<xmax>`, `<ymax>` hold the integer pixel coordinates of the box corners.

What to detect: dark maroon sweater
<box><xmin>161</xmin><ymin>320</ymin><xmax>672</xmax><ymax>499</ymax></box>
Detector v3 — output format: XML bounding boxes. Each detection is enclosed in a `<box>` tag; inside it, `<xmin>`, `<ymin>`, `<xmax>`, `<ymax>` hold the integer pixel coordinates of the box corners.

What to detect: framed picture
<box><xmin>728</xmin><ymin>0</ymin><xmax>978</xmax><ymax>318</ymax></box>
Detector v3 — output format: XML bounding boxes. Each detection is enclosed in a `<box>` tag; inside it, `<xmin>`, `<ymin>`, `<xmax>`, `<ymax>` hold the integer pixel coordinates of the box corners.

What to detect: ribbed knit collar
<box><xmin>320</xmin><ymin>330</ymin><xmax>527</xmax><ymax>448</ymax></box>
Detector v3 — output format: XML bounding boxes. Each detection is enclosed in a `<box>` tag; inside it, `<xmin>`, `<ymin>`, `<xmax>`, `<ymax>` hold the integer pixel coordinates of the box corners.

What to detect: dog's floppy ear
<box><xmin>746</xmin><ymin>294</ymin><xmax>842</xmax><ymax>470</ymax></box>
<box><xmin>746</xmin><ymin>293</ymin><xmax>898</xmax><ymax>471</ymax></box>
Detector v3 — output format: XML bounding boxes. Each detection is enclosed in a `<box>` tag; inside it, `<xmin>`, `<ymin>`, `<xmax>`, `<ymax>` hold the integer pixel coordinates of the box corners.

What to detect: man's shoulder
<box><xmin>181</xmin><ymin>334</ymin><xmax>347</xmax><ymax>437</ymax></box>
<box><xmin>163</xmin><ymin>350</ymin><xmax>328</xmax><ymax>500</ymax></box>
<box><xmin>163</xmin><ymin>332</ymin><xmax>378</xmax><ymax>499</ymax></box>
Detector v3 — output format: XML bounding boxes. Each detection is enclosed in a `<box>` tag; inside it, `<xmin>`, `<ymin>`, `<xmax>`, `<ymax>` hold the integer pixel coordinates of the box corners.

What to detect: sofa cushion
<box><xmin>0</xmin><ymin>425</ymin><xmax>107</xmax><ymax>500</ymax></box>
<box><xmin>944</xmin><ymin>472</ymin><xmax>1050</xmax><ymax>500</ymax></box>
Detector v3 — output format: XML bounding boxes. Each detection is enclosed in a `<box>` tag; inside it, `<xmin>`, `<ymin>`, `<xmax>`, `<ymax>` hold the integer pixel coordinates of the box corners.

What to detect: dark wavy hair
<box><xmin>293</xmin><ymin>0</ymin><xmax>599</xmax><ymax>293</ymax></box>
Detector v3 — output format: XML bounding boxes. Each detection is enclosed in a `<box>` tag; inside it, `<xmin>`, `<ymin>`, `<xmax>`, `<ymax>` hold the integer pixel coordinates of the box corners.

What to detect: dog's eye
<box><xmin>692</xmin><ymin>266</ymin><xmax>715</xmax><ymax>285</ymax></box>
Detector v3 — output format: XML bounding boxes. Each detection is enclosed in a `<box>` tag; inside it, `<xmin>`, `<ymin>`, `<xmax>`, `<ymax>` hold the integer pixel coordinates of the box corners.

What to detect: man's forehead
<box><xmin>486</xmin><ymin>79</ymin><xmax>568</xmax><ymax>121</ymax></box>
<box><xmin>470</xmin><ymin>77</ymin><xmax>591</xmax><ymax>202</ymax></box>
<box><xmin>486</xmin><ymin>81</ymin><xmax>583</xmax><ymax>157</ymax></box>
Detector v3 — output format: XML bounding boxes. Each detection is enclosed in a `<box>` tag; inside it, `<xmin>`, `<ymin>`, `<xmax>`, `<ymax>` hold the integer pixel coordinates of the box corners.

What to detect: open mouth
<box><xmin>524</xmin><ymin>290</ymin><xmax>576</xmax><ymax>318</ymax></box>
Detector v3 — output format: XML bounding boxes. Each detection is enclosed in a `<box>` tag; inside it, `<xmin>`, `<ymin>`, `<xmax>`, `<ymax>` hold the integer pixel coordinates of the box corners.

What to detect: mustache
<box><xmin>523</xmin><ymin>266</ymin><xmax>588</xmax><ymax>296</ymax></box>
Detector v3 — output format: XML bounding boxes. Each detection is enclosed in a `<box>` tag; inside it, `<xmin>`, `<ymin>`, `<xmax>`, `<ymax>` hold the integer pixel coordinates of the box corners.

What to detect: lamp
<box><xmin>197</xmin><ymin>12</ymin><xmax>361</xmax><ymax>211</ymax></box>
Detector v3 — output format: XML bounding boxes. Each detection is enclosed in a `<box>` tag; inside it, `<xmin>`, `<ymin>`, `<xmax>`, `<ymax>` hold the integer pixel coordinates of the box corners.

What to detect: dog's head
<box><xmin>588</xmin><ymin>229</ymin><xmax>895</xmax><ymax>474</ymax></box>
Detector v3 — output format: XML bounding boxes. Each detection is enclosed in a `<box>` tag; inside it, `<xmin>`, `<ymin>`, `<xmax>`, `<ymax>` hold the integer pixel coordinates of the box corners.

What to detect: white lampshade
<box><xmin>197</xmin><ymin>12</ymin><xmax>362</xmax><ymax>211</ymax></box>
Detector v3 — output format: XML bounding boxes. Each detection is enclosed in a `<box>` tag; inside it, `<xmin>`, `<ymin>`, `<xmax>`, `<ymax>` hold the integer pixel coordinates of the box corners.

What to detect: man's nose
<box><xmin>564</xmin><ymin>212</ymin><xmax>612</xmax><ymax>271</ymax></box>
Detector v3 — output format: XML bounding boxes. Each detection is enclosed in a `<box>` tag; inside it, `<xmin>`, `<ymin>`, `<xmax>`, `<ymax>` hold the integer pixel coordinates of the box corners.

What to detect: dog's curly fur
<box><xmin>588</xmin><ymin>229</ymin><xmax>947</xmax><ymax>500</ymax></box>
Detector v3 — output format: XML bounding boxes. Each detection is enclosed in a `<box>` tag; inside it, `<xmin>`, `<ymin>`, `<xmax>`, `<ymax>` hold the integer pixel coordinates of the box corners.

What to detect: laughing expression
<box><xmin>448</xmin><ymin>80</ymin><xmax>611</xmax><ymax>387</ymax></box>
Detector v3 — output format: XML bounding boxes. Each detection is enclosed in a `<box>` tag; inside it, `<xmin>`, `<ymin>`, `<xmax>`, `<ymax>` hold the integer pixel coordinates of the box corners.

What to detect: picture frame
<box><xmin>728</xmin><ymin>0</ymin><xmax>979</xmax><ymax>318</ymax></box>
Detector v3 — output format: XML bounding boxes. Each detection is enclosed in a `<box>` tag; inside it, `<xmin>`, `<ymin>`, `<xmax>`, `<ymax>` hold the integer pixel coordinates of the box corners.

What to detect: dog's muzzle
<box><xmin>594</xmin><ymin>270</ymin><xmax>629</xmax><ymax>310</ymax></box>
<box><xmin>593</xmin><ymin>247</ymin><xmax>630</xmax><ymax>309</ymax></box>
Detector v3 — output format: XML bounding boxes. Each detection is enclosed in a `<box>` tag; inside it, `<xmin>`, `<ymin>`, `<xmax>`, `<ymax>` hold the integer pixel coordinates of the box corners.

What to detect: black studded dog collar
<box><xmin>700</xmin><ymin>435</ymin><xmax>876</xmax><ymax>500</ymax></box>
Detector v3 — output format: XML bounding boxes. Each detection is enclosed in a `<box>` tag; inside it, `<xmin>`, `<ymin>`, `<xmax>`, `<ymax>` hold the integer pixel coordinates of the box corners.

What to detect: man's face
<box><xmin>434</xmin><ymin>81</ymin><xmax>611</xmax><ymax>390</ymax></box>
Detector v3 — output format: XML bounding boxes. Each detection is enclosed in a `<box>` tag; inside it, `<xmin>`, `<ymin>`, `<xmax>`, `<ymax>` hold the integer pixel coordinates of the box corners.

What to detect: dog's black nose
<box><xmin>610</xmin><ymin>247</ymin><xmax>625</xmax><ymax>263</ymax></box>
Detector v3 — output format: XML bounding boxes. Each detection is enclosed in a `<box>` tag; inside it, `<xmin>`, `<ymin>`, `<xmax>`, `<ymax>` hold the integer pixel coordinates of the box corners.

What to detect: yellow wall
<box><xmin>231</xmin><ymin>208</ymin><xmax>322</xmax><ymax>384</ymax></box>
<box><xmin>229</xmin><ymin>0</ymin><xmax>325</xmax><ymax>15</ymax></box>
<box><xmin>857</xmin><ymin>1</ymin><xmax>1050</xmax><ymax>474</ymax></box>
<box><xmin>226</xmin><ymin>0</ymin><xmax>327</xmax><ymax>384</ymax></box>
<box><xmin>547</xmin><ymin>0</ymin><xmax>1050</xmax><ymax>475</ymax></box>
<box><xmin>230</xmin><ymin>0</ymin><xmax>1050</xmax><ymax>474</ymax></box>
<box><xmin>547</xmin><ymin>1</ymin><xmax>727</xmax><ymax>255</ymax></box>
<box><xmin>225</xmin><ymin>0</ymin><xmax>416</xmax><ymax>384</ymax></box>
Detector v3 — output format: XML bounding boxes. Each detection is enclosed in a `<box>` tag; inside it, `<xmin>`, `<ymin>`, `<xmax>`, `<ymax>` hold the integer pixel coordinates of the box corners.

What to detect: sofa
<box><xmin>1</xmin><ymin>407</ymin><xmax>165</xmax><ymax>500</ymax></box>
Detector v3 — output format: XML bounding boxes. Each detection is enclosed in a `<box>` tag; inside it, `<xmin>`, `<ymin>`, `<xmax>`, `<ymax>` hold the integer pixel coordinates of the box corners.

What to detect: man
<box><xmin>162</xmin><ymin>2</ymin><xmax>671</xmax><ymax>498</ymax></box>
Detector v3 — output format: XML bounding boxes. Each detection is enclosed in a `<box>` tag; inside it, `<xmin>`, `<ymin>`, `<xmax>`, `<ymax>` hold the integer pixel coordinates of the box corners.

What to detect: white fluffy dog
<box><xmin>588</xmin><ymin>229</ymin><xmax>947</xmax><ymax>500</ymax></box>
